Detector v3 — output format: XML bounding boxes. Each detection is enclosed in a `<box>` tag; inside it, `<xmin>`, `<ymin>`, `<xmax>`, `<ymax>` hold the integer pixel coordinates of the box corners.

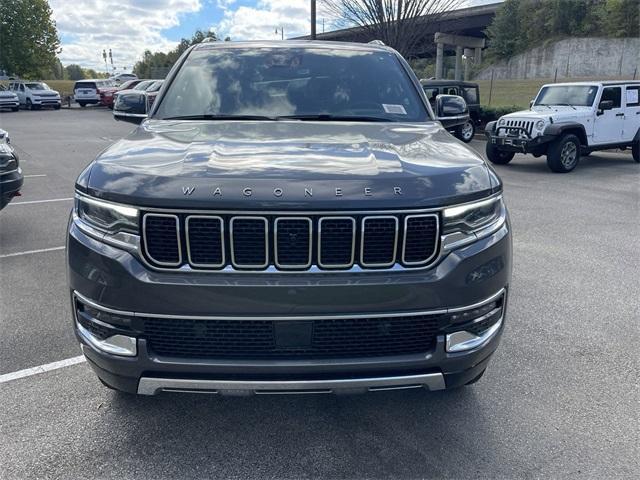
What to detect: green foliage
<box><xmin>133</xmin><ymin>30</ymin><xmax>218</xmax><ymax>78</ymax></box>
<box><xmin>479</xmin><ymin>105</ymin><xmax>522</xmax><ymax>124</ymax></box>
<box><xmin>65</xmin><ymin>64</ymin><xmax>85</xmax><ymax>81</ymax></box>
<box><xmin>486</xmin><ymin>0</ymin><xmax>639</xmax><ymax>60</ymax></box>
<box><xmin>0</xmin><ymin>0</ymin><xmax>61</xmax><ymax>78</ymax></box>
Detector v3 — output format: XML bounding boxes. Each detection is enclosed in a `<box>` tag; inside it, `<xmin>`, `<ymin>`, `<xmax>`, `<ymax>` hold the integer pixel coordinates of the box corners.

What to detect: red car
<box><xmin>98</xmin><ymin>80</ymin><xmax>118</xmax><ymax>109</ymax></box>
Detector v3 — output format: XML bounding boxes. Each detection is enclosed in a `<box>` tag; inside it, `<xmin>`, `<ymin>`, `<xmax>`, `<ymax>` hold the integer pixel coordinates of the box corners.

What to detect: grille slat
<box><xmin>231</xmin><ymin>217</ymin><xmax>268</xmax><ymax>268</ymax></box>
<box><xmin>403</xmin><ymin>215</ymin><xmax>439</xmax><ymax>265</ymax></box>
<box><xmin>143</xmin><ymin>214</ymin><xmax>181</xmax><ymax>266</ymax></box>
<box><xmin>361</xmin><ymin>217</ymin><xmax>398</xmax><ymax>267</ymax></box>
<box><xmin>318</xmin><ymin>217</ymin><xmax>355</xmax><ymax>268</ymax></box>
<box><xmin>142</xmin><ymin>212</ymin><xmax>439</xmax><ymax>271</ymax></box>
<box><xmin>143</xmin><ymin>313</ymin><xmax>442</xmax><ymax>359</ymax></box>
<box><xmin>275</xmin><ymin>218</ymin><xmax>312</xmax><ymax>268</ymax></box>
<box><xmin>186</xmin><ymin>216</ymin><xmax>224</xmax><ymax>267</ymax></box>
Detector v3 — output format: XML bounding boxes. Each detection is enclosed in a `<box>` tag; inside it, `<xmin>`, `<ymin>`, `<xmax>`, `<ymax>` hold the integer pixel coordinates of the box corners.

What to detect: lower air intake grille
<box><xmin>142</xmin><ymin>313</ymin><xmax>442</xmax><ymax>359</ymax></box>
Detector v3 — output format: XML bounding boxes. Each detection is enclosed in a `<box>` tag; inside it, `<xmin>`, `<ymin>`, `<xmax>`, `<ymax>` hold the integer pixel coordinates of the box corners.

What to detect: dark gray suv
<box><xmin>68</xmin><ymin>41</ymin><xmax>512</xmax><ymax>396</ymax></box>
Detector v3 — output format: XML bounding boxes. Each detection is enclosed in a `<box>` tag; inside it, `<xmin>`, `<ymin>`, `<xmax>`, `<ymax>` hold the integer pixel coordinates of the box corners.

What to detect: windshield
<box><xmin>26</xmin><ymin>82</ymin><xmax>49</xmax><ymax>90</ymax></box>
<box><xmin>535</xmin><ymin>85</ymin><xmax>598</xmax><ymax>107</ymax></box>
<box><xmin>134</xmin><ymin>80</ymin><xmax>154</xmax><ymax>90</ymax></box>
<box><xmin>155</xmin><ymin>46</ymin><xmax>429</xmax><ymax>122</ymax></box>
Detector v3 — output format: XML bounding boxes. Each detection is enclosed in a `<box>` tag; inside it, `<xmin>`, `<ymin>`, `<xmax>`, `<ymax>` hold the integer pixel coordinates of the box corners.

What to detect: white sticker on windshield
<box><xmin>382</xmin><ymin>104</ymin><xmax>407</xmax><ymax>115</ymax></box>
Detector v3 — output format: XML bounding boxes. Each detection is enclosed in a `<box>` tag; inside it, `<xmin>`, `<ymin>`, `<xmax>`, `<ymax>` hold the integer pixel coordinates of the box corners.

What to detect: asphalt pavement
<box><xmin>0</xmin><ymin>108</ymin><xmax>638</xmax><ymax>479</ymax></box>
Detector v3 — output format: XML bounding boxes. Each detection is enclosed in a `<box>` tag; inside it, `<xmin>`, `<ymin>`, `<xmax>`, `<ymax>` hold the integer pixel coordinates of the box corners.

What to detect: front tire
<box><xmin>547</xmin><ymin>134</ymin><xmax>581</xmax><ymax>173</ymax></box>
<box><xmin>456</xmin><ymin>120</ymin><xmax>475</xmax><ymax>143</ymax></box>
<box><xmin>633</xmin><ymin>140</ymin><xmax>639</xmax><ymax>163</ymax></box>
<box><xmin>26</xmin><ymin>99</ymin><xmax>32</xmax><ymax>110</ymax></box>
<box><xmin>11</xmin><ymin>106</ymin><xmax>19</xmax><ymax>112</ymax></box>
<box><xmin>78</xmin><ymin>102</ymin><xmax>86</xmax><ymax>108</ymax></box>
<box><xmin>486</xmin><ymin>142</ymin><xmax>515</xmax><ymax>165</ymax></box>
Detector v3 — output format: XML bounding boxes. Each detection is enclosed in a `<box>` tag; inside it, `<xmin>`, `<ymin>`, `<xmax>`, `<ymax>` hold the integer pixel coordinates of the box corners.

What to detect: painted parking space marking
<box><xmin>0</xmin><ymin>246</ymin><xmax>65</xmax><ymax>258</ymax></box>
<box><xmin>0</xmin><ymin>355</ymin><xmax>85</xmax><ymax>385</ymax></box>
<box><xmin>8</xmin><ymin>197</ymin><xmax>73</xmax><ymax>205</ymax></box>
<box><xmin>23</xmin><ymin>174</ymin><xmax>47</xmax><ymax>178</ymax></box>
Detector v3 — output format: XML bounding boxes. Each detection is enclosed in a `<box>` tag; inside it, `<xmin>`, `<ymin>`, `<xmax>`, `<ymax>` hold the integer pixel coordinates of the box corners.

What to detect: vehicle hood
<box><xmin>84</xmin><ymin>120</ymin><xmax>496</xmax><ymax>209</ymax></box>
<box><xmin>0</xmin><ymin>91</ymin><xmax>18</xmax><ymax>99</ymax></box>
<box><xmin>503</xmin><ymin>105</ymin><xmax>591</xmax><ymax>123</ymax></box>
<box><xmin>30</xmin><ymin>89</ymin><xmax>60</xmax><ymax>97</ymax></box>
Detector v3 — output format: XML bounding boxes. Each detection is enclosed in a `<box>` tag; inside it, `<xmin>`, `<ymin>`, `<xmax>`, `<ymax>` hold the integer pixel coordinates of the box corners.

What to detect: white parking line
<box><xmin>9</xmin><ymin>197</ymin><xmax>73</xmax><ymax>206</ymax></box>
<box><xmin>0</xmin><ymin>246</ymin><xmax>65</xmax><ymax>258</ymax></box>
<box><xmin>0</xmin><ymin>356</ymin><xmax>86</xmax><ymax>385</ymax></box>
<box><xmin>23</xmin><ymin>174</ymin><xmax>47</xmax><ymax>178</ymax></box>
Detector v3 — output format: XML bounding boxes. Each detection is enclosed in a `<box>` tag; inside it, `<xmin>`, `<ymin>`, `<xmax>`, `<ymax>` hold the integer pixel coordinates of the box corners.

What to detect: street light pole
<box><xmin>311</xmin><ymin>0</ymin><xmax>316</xmax><ymax>40</ymax></box>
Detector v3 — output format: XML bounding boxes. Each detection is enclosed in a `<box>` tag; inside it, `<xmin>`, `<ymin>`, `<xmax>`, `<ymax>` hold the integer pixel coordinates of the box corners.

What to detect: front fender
<box><xmin>543</xmin><ymin>122</ymin><xmax>588</xmax><ymax>145</ymax></box>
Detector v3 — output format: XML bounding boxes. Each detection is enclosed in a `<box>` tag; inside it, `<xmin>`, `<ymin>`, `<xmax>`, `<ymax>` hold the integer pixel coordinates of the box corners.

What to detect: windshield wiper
<box><xmin>162</xmin><ymin>114</ymin><xmax>276</xmax><ymax>121</ymax></box>
<box><xmin>276</xmin><ymin>114</ymin><xmax>391</xmax><ymax>122</ymax></box>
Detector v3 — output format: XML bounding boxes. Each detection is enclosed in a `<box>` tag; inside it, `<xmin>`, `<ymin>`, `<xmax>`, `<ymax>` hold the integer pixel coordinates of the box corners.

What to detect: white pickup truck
<box><xmin>485</xmin><ymin>81</ymin><xmax>640</xmax><ymax>172</ymax></box>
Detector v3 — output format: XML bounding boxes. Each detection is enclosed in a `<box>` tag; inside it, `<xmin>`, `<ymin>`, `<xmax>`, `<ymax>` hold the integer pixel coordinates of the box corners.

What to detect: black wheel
<box><xmin>78</xmin><ymin>102</ymin><xmax>86</xmax><ymax>108</ymax></box>
<box><xmin>456</xmin><ymin>120</ymin><xmax>475</xmax><ymax>143</ymax></box>
<box><xmin>633</xmin><ymin>140</ymin><xmax>639</xmax><ymax>163</ymax></box>
<box><xmin>465</xmin><ymin>368</ymin><xmax>486</xmax><ymax>386</ymax></box>
<box><xmin>486</xmin><ymin>142</ymin><xmax>515</xmax><ymax>165</ymax></box>
<box><xmin>547</xmin><ymin>134</ymin><xmax>581</xmax><ymax>173</ymax></box>
<box><xmin>11</xmin><ymin>106</ymin><xmax>19</xmax><ymax>112</ymax></box>
<box><xmin>54</xmin><ymin>104</ymin><xmax>61</xmax><ymax>110</ymax></box>
<box><xmin>26</xmin><ymin>98</ymin><xmax>32</xmax><ymax>110</ymax></box>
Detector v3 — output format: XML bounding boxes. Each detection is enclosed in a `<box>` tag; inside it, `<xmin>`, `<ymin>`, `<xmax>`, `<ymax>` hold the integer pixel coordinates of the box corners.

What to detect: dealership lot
<box><xmin>0</xmin><ymin>109</ymin><xmax>638</xmax><ymax>478</ymax></box>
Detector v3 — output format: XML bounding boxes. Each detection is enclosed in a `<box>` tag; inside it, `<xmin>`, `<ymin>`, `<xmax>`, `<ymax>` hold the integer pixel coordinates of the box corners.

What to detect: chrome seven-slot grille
<box><xmin>141</xmin><ymin>211</ymin><xmax>439</xmax><ymax>271</ymax></box>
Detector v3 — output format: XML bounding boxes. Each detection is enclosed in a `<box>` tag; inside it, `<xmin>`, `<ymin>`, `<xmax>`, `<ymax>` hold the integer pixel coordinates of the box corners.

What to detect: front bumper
<box><xmin>68</xmin><ymin>215</ymin><xmax>512</xmax><ymax>395</ymax></box>
<box><xmin>0</xmin><ymin>100</ymin><xmax>19</xmax><ymax>109</ymax></box>
<box><xmin>486</xmin><ymin>130</ymin><xmax>554</xmax><ymax>153</ymax></box>
<box><xmin>31</xmin><ymin>98</ymin><xmax>61</xmax><ymax>107</ymax></box>
<box><xmin>0</xmin><ymin>168</ymin><xmax>24</xmax><ymax>209</ymax></box>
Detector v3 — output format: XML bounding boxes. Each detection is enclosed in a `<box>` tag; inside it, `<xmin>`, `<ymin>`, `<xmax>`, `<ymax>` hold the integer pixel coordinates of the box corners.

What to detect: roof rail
<box><xmin>368</xmin><ymin>40</ymin><xmax>386</xmax><ymax>46</ymax></box>
<box><xmin>201</xmin><ymin>37</ymin><xmax>217</xmax><ymax>43</ymax></box>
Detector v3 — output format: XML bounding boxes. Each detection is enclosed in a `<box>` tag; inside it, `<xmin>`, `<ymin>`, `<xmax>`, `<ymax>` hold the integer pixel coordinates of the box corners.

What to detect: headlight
<box><xmin>498</xmin><ymin>118</ymin><xmax>506</xmax><ymax>126</ymax></box>
<box><xmin>443</xmin><ymin>196</ymin><xmax>505</xmax><ymax>235</ymax></box>
<box><xmin>535</xmin><ymin>120</ymin><xmax>545</xmax><ymax>130</ymax></box>
<box><xmin>75</xmin><ymin>194</ymin><xmax>139</xmax><ymax>234</ymax></box>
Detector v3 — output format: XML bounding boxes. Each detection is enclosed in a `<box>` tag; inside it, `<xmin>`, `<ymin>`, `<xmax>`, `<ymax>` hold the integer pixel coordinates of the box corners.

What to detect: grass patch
<box><xmin>475</xmin><ymin>76</ymin><xmax>630</xmax><ymax>109</ymax></box>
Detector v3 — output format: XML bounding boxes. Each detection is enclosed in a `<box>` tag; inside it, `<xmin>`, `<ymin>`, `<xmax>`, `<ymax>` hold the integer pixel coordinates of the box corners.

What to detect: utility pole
<box><xmin>311</xmin><ymin>0</ymin><xmax>317</xmax><ymax>40</ymax></box>
<box><xmin>102</xmin><ymin>50</ymin><xmax>108</xmax><ymax>75</ymax></box>
<box><xmin>275</xmin><ymin>27</ymin><xmax>284</xmax><ymax>40</ymax></box>
<box><xmin>109</xmin><ymin>49</ymin><xmax>114</xmax><ymax>74</ymax></box>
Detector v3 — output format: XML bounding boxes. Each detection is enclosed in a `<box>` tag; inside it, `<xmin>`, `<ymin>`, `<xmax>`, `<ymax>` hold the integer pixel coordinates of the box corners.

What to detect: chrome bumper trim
<box><xmin>137</xmin><ymin>373</ymin><xmax>446</xmax><ymax>395</ymax></box>
<box><xmin>76</xmin><ymin>320</ymin><xmax>137</xmax><ymax>357</ymax></box>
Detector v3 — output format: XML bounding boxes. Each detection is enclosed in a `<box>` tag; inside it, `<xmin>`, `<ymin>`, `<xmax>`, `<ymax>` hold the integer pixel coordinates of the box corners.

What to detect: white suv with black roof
<box><xmin>485</xmin><ymin>81</ymin><xmax>640</xmax><ymax>172</ymax></box>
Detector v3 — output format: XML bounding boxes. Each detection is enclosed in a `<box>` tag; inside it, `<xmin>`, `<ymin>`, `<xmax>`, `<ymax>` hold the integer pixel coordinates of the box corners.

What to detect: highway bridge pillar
<box><xmin>435</xmin><ymin>42</ymin><xmax>444</xmax><ymax>79</ymax></box>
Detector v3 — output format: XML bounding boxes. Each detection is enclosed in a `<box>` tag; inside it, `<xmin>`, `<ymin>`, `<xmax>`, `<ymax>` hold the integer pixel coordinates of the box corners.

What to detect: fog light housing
<box><xmin>74</xmin><ymin>298</ymin><xmax>137</xmax><ymax>357</ymax></box>
<box><xmin>77</xmin><ymin>321</ymin><xmax>137</xmax><ymax>357</ymax></box>
<box><xmin>445</xmin><ymin>292</ymin><xmax>505</xmax><ymax>353</ymax></box>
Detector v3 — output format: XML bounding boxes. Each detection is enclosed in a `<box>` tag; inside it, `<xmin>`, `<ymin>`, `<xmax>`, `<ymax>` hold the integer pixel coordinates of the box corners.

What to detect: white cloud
<box><xmin>216</xmin><ymin>0</ymin><xmax>314</xmax><ymax>41</ymax></box>
<box><xmin>50</xmin><ymin>0</ymin><xmax>202</xmax><ymax>71</ymax></box>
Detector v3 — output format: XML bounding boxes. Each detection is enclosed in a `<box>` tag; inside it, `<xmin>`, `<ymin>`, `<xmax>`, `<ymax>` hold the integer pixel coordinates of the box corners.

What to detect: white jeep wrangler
<box><xmin>485</xmin><ymin>81</ymin><xmax>640</xmax><ymax>172</ymax></box>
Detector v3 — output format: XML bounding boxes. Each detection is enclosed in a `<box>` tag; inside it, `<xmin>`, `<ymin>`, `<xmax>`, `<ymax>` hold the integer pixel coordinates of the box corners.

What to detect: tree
<box><xmin>65</xmin><ymin>64</ymin><xmax>85</xmax><ymax>81</ymax></box>
<box><xmin>133</xmin><ymin>29</ymin><xmax>218</xmax><ymax>78</ymax></box>
<box><xmin>0</xmin><ymin>0</ymin><xmax>61</xmax><ymax>78</ymax></box>
<box><xmin>322</xmin><ymin>0</ymin><xmax>464</xmax><ymax>58</ymax></box>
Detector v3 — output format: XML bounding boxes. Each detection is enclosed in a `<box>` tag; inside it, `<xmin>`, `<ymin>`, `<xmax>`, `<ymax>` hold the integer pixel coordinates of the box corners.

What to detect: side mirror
<box><xmin>435</xmin><ymin>94</ymin><xmax>468</xmax><ymax>119</ymax></box>
<box><xmin>597</xmin><ymin>100</ymin><xmax>613</xmax><ymax>115</ymax></box>
<box><xmin>113</xmin><ymin>92</ymin><xmax>148</xmax><ymax>124</ymax></box>
<box><xmin>529</xmin><ymin>100</ymin><xmax>534</xmax><ymax>109</ymax></box>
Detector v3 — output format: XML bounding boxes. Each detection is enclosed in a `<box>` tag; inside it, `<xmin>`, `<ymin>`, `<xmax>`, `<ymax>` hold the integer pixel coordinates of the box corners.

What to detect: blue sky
<box><xmin>49</xmin><ymin>0</ymin><xmax>497</xmax><ymax>71</ymax></box>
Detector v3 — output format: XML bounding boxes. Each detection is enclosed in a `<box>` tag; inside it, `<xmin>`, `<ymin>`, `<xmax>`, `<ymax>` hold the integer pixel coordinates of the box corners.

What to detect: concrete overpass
<box><xmin>294</xmin><ymin>2</ymin><xmax>501</xmax><ymax>60</ymax></box>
